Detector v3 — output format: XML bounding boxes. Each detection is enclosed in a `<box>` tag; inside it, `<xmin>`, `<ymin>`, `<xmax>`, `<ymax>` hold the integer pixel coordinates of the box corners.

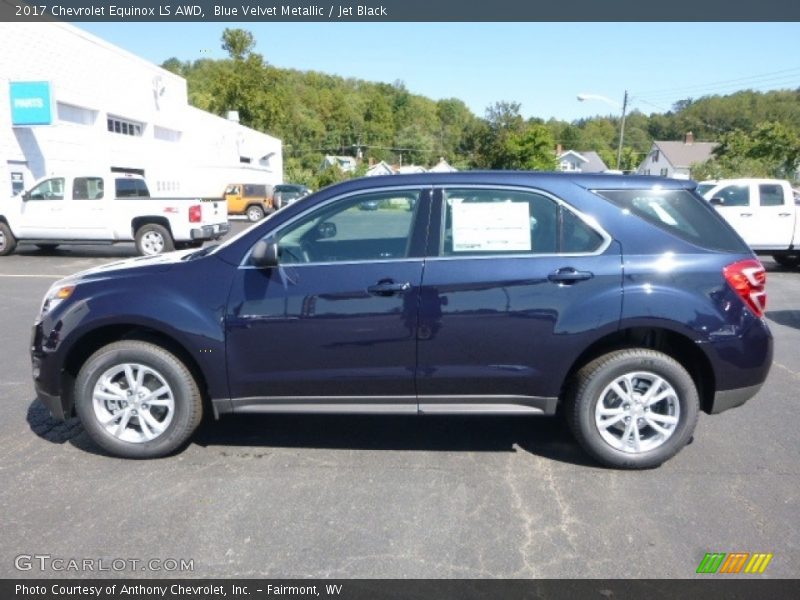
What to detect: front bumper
<box><xmin>709</xmin><ymin>383</ymin><xmax>764</xmax><ymax>414</ymax></box>
<box><xmin>191</xmin><ymin>222</ymin><xmax>230</xmax><ymax>240</ymax></box>
<box><xmin>31</xmin><ymin>331</ymin><xmax>68</xmax><ymax>421</ymax></box>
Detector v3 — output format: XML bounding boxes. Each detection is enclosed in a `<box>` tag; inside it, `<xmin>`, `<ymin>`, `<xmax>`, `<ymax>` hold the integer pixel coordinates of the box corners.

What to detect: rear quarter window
<box><xmin>595</xmin><ymin>189</ymin><xmax>749</xmax><ymax>252</ymax></box>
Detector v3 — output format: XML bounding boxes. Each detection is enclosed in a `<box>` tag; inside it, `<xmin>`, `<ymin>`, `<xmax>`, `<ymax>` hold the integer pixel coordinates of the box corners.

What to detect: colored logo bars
<box><xmin>697</xmin><ymin>552</ymin><xmax>773</xmax><ymax>574</ymax></box>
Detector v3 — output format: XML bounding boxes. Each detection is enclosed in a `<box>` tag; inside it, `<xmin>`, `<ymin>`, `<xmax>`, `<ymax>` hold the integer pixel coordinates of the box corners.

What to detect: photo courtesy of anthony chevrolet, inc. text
<box><xmin>0</xmin><ymin>0</ymin><xmax>799</xmax><ymax>598</ymax></box>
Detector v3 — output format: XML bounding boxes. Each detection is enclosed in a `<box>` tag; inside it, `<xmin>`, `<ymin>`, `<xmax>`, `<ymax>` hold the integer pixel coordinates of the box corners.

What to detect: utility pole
<box><xmin>616</xmin><ymin>90</ymin><xmax>629</xmax><ymax>170</ymax></box>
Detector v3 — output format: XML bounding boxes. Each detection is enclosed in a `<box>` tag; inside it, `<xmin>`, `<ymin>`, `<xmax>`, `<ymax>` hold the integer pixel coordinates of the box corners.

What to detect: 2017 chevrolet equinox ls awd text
<box><xmin>31</xmin><ymin>173</ymin><xmax>773</xmax><ymax>468</ymax></box>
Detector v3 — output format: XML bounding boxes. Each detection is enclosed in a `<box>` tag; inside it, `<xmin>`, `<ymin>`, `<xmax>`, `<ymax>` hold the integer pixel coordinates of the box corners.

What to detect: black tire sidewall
<box><xmin>570</xmin><ymin>351</ymin><xmax>699</xmax><ymax>469</ymax></box>
<box><xmin>247</xmin><ymin>205</ymin><xmax>264</xmax><ymax>221</ymax></box>
<box><xmin>74</xmin><ymin>342</ymin><xmax>200</xmax><ymax>459</ymax></box>
<box><xmin>0</xmin><ymin>222</ymin><xmax>17</xmax><ymax>256</ymax></box>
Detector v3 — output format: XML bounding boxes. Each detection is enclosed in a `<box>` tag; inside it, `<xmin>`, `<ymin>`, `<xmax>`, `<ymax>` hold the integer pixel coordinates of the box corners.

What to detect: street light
<box><xmin>577</xmin><ymin>90</ymin><xmax>629</xmax><ymax>170</ymax></box>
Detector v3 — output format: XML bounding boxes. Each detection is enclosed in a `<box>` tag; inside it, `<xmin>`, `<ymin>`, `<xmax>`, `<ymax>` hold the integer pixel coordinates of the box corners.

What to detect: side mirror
<box><xmin>21</xmin><ymin>191</ymin><xmax>31</xmax><ymax>201</ymax></box>
<box><xmin>250</xmin><ymin>240</ymin><xmax>279</xmax><ymax>268</ymax></box>
<box><xmin>709</xmin><ymin>197</ymin><xmax>725</xmax><ymax>206</ymax></box>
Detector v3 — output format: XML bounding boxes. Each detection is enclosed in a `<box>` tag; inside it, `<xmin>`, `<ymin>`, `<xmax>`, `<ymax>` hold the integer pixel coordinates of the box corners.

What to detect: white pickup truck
<box><xmin>0</xmin><ymin>173</ymin><xmax>228</xmax><ymax>256</ymax></box>
<box><xmin>698</xmin><ymin>178</ymin><xmax>800</xmax><ymax>267</ymax></box>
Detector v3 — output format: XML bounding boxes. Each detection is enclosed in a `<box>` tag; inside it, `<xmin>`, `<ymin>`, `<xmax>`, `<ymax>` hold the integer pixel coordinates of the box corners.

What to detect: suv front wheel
<box><xmin>567</xmin><ymin>349</ymin><xmax>699</xmax><ymax>469</ymax></box>
<box><xmin>74</xmin><ymin>341</ymin><xmax>203</xmax><ymax>458</ymax></box>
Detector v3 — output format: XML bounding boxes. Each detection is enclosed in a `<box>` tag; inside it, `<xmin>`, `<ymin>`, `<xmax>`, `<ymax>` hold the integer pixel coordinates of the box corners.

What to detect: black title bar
<box><xmin>2</xmin><ymin>0</ymin><xmax>800</xmax><ymax>22</ymax></box>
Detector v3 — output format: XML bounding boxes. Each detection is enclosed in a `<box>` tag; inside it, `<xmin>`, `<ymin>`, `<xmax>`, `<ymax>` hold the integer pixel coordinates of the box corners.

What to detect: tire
<box><xmin>0</xmin><ymin>222</ymin><xmax>17</xmax><ymax>256</ymax></box>
<box><xmin>246</xmin><ymin>204</ymin><xmax>265</xmax><ymax>222</ymax></box>
<box><xmin>773</xmin><ymin>254</ymin><xmax>800</xmax><ymax>268</ymax></box>
<box><xmin>135</xmin><ymin>223</ymin><xmax>174</xmax><ymax>256</ymax></box>
<box><xmin>36</xmin><ymin>244</ymin><xmax>59</xmax><ymax>253</ymax></box>
<box><xmin>566</xmin><ymin>349</ymin><xmax>699</xmax><ymax>469</ymax></box>
<box><xmin>74</xmin><ymin>340</ymin><xmax>203</xmax><ymax>459</ymax></box>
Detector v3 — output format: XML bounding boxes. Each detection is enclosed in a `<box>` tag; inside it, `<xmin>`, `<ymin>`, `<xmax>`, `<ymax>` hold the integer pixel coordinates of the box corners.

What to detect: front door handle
<box><xmin>367</xmin><ymin>280</ymin><xmax>411</xmax><ymax>296</ymax></box>
<box><xmin>548</xmin><ymin>268</ymin><xmax>594</xmax><ymax>284</ymax></box>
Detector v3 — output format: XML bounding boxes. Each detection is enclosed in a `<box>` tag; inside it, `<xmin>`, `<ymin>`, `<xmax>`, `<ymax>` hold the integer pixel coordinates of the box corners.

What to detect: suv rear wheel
<box><xmin>135</xmin><ymin>223</ymin><xmax>174</xmax><ymax>256</ymax></box>
<box><xmin>567</xmin><ymin>349</ymin><xmax>699</xmax><ymax>469</ymax></box>
<box><xmin>246</xmin><ymin>204</ymin><xmax>265</xmax><ymax>222</ymax></box>
<box><xmin>74</xmin><ymin>341</ymin><xmax>203</xmax><ymax>458</ymax></box>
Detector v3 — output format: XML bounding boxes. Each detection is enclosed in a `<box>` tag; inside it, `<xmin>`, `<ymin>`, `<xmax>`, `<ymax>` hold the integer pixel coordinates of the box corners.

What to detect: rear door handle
<box><xmin>740</xmin><ymin>212</ymin><xmax>753</xmax><ymax>217</ymax></box>
<box><xmin>367</xmin><ymin>280</ymin><xmax>411</xmax><ymax>296</ymax></box>
<box><xmin>548</xmin><ymin>268</ymin><xmax>594</xmax><ymax>284</ymax></box>
<box><xmin>778</xmin><ymin>212</ymin><xmax>792</xmax><ymax>217</ymax></box>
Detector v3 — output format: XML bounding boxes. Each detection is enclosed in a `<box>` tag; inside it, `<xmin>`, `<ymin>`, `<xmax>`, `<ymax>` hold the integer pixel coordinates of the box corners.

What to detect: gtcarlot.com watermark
<box><xmin>14</xmin><ymin>554</ymin><xmax>194</xmax><ymax>573</ymax></box>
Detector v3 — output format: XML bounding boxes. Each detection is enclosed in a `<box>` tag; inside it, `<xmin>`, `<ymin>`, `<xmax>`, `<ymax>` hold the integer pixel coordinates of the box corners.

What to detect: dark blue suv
<box><xmin>31</xmin><ymin>173</ymin><xmax>772</xmax><ymax>468</ymax></box>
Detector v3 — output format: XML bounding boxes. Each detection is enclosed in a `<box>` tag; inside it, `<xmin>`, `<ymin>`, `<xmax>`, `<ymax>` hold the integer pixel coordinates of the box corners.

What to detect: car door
<box><xmin>710</xmin><ymin>182</ymin><xmax>754</xmax><ymax>244</ymax></box>
<box><xmin>415</xmin><ymin>186</ymin><xmax>622</xmax><ymax>414</ymax></box>
<box><xmin>224</xmin><ymin>187</ymin><xmax>431</xmax><ymax>412</ymax></box>
<box><xmin>62</xmin><ymin>176</ymin><xmax>109</xmax><ymax>239</ymax></box>
<box><xmin>748</xmin><ymin>182</ymin><xmax>794</xmax><ymax>249</ymax></box>
<box><xmin>16</xmin><ymin>177</ymin><xmax>67</xmax><ymax>238</ymax></box>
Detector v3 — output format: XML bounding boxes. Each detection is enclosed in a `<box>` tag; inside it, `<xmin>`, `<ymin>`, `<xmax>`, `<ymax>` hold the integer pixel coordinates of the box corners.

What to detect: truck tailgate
<box><xmin>201</xmin><ymin>197</ymin><xmax>228</xmax><ymax>225</ymax></box>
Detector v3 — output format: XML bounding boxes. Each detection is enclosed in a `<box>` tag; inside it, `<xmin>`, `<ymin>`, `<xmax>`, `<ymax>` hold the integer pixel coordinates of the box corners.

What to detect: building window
<box><xmin>107</xmin><ymin>116</ymin><xmax>143</xmax><ymax>137</ymax></box>
<box><xmin>154</xmin><ymin>126</ymin><xmax>181</xmax><ymax>142</ymax></box>
<box><xmin>660</xmin><ymin>168</ymin><xmax>668</xmax><ymax>176</ymax></box>
<box><xmin>57</xmin><ymin>102</ymin><xmax>96</xmax><ymax>126</ymax></box>
<box><xmin>653</xmin><ymin>150</ymin><xmax>659</xmax><ymax>163</ymax></box>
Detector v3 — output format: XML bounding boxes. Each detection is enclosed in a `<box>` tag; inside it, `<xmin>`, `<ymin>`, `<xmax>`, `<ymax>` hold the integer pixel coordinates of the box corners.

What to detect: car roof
<box><xmin>324</xmin><ymin>171</ymin><xmax>695</xmax><ymax>194</ymax></box>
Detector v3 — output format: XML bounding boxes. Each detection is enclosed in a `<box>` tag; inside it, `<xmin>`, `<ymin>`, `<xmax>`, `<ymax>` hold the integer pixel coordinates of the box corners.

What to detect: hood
<box><xmin>60</xmin><ymin>249</ymin><xmax>196</xmax><ymax>284</ymax></box>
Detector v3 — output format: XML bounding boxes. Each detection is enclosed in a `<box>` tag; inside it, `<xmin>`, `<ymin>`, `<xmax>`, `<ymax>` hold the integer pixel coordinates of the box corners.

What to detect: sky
<box><xmin>77</xmin><ymin>22</ymin><xmax>800</xmax><ymax>122</ymax></box>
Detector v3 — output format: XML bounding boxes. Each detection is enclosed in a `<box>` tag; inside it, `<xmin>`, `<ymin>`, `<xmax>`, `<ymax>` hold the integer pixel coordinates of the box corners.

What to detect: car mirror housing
<box><xmin>250</xmin><ymin>240</ymin><xmax>279</xmax><ymax>268</ymax></box>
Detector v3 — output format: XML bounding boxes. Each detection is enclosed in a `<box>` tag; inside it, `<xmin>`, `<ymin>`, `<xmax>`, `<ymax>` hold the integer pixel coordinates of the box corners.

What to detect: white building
<box><xmin>0</xmin><ymin>23</ymin><xmax>282</xmax><ymax>198</ymax></box>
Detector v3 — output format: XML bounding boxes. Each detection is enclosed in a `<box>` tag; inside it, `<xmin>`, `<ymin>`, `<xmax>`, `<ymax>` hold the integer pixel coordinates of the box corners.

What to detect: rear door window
<box><xmin>115</xmin><ymin>178</ymin><xmax>149</xmax><ymax>198</ymax></box>
<box><xmin>759</xmin><ymin>184</ymin><xmax>786</xmax><ymax>207</ymax></box>
<box><xmin>440</xmin><ymin>188</ymin><xmax>605</xmax><ymax>256</ymax></box>
<box><xmin>596</xmin><ymin>189</ymin><xmax>748</xmax><ymax>252</ymax></box>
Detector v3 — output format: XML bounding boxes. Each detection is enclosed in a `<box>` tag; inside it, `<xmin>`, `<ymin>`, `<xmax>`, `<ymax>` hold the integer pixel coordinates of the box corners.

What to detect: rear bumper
<box><xmin>191</xmin><ymin>222</ymin><xmax>229</xmax><ymax>240</ymax></box>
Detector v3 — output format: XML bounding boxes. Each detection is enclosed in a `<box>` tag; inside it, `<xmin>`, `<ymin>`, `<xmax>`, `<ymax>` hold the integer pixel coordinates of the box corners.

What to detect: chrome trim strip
<box><xmin>418</xmin><ymin>404</ymin><xmax>544</xmax><ymax>415</ymax></box>
<box><xmin>236</xmin><ymin>404</ymin><xmax>417</xmax><ymax>415</ymax></box>
<box><xmin>418</xmin><ymin>394</ymin><xmax>557</xmax><ymax>415</ymax></box>
<box><xmin>226</xmin><ymin>394</ymin><xmax>558</xmax><ymax>416</ymax></box>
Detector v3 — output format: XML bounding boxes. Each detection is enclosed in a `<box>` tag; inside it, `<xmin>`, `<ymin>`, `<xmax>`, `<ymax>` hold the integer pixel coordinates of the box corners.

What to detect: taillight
<box><xmin>189</xmin><ymin>204</ymin><xmax>202</xmax><ymax>223</ymax></box>
<box><xmin>723</xmin><ymin>259</ymin><xmax>766</xmax><ymax>317</ymax></box>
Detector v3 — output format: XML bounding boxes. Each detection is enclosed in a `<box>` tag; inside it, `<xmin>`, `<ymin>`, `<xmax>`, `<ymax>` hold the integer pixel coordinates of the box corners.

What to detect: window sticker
<box><xmin>452</xmin><ymin>201</ymin><xmax>531</xmax><ymax>252</ymax></box>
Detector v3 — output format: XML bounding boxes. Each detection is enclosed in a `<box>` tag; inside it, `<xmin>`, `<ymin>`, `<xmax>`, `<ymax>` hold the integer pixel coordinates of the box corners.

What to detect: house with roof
<box><xmin>557</xmin><ymin>150</ymin><xmax>609</xmax><ymax>173</ymax></box>
<box><xmin>395</xmin><ymin>165</ymin><xmax>427</xmax><ymax>175</ymax></box>
<box><xmin>320</xmin><ymin>155</ymin><xmax>358</xmax><ymax>173</ymax></box>
<box><xmin>365</xmin><ymin>160</ymin><xmax>394</xmax><ymax>177</ymax></box>
<box><xmin>637</xmin><ymin>133</ymin><xmax>717</xmax><ymax>179</ymax></box>
<box><xmin>428</xmin><ymin>157</ymin><xmax>458</xmax><ymax>173</ymax></box>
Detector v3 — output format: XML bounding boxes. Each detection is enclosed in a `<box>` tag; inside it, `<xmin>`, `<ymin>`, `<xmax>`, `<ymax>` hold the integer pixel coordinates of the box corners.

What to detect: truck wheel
<box><xmin>135</xmin><ymin>223</ymin><xmax>174</xmax><ymax>256</ymax></box>
<box><xmin>74</xmin><ymin>340</ymin><xmax>203</xmax><ymax>459</ymax></box>
<box><xmin>0</xmin><ymin>222</ymin><xmax>17</xmax><ymax>256</ymax></box>
<box><xmin>246</xmin><ymin>204</ymin><xmax>265</xmax><ymax>222</ymax></box>
<box><xmin>773</xmin><ymin>254</ymin><xmax>800</xmax><ymax>268</ymax></box>
<box><xmin>566</xmin><ymin>349</ymin><xmax>699</xmax><ymax>469</ymax></box>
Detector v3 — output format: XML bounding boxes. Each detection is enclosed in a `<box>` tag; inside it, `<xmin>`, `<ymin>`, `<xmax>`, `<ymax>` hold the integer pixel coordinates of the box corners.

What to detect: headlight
<box><xmin>40</xmin><ymin>284</ymin><xmax>75</xmax><ymax>317</ymax></box>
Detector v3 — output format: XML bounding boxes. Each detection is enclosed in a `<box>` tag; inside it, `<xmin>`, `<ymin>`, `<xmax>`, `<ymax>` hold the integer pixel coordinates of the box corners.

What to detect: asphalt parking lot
<box><xmin>0</xmin><ymin>221</ymin><xmax>798</xmax><ymax>579</ymax></box>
